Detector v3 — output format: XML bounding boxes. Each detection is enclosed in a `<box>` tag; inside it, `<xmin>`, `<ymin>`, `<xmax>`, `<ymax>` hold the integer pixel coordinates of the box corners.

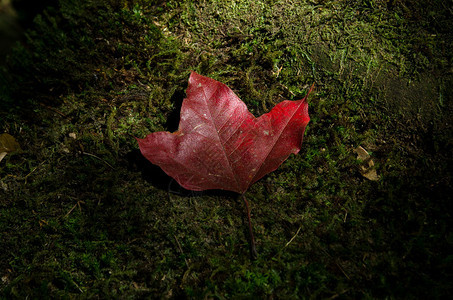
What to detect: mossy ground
<box><xmin>1</xmin><ymin>0</ymin><xmax>452</xmax><ymax>298</ymax></box>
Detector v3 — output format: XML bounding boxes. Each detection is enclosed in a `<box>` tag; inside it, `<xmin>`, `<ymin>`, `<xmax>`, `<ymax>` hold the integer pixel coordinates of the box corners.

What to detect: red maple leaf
<box><xmin>138</xmin><ymin>72</ymin><xmax>312</xmax><ymax>258</ymax></box>
<box><xmin>137</xmin><ymin>72</ymin><xmax>311</xmax><ymax>194</ymax></box>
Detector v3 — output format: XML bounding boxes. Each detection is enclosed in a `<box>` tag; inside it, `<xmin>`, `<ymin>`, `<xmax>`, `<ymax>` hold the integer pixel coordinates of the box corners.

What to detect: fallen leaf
<box><xmin>0</xmin><ymin>133</ymin><xmax>21</xmax><ymax>163</ymax></box>
<box><xmin>137</xmin><ymin>72</ymin><xmax>311</xmax><ymax>193</ymax></box>
<box><xmin>354</xmin><ymin>146</ymin><xmax>379</xmax><ymax>181</ymax></box>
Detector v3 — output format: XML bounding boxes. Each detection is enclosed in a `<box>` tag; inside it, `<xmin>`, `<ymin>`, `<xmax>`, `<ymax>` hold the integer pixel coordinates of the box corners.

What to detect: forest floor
<box><xmin>1</xmin><ymin>0</ymin><xmax>452</xmax><ymax>298</ymax></box>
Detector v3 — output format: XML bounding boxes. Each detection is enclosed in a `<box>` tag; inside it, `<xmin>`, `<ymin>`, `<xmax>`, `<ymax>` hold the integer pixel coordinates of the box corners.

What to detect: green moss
<box><xmin>1</xmin><ymin>0</ymin><xmax>452</xmax><ymax>298</ymax></box>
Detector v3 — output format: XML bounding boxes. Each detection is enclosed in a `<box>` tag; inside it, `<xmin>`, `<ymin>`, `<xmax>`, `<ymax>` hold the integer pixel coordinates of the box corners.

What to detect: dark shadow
<box><xmin>165</xmin><ymin>88</ymin><xmax>186</xmax><ymax>132</ymax></box>
<box><xmin>168</xmin><ymin>182</ymin><xmax>239</xmax><ymax>199</ymax></box>
<box><xmin>0</xmin><ymin>0</ymin><xmax>57</xmax><ymax>63</ymax></box>
<box><xmin>12</xmin><ymin>0</ymin><xmax>58</xmax><ymax>28</ymax></box>
<box><xmin>126</xmin><ymin>149</ymin><xmax>171</xmax><ymax>191</ymax></box>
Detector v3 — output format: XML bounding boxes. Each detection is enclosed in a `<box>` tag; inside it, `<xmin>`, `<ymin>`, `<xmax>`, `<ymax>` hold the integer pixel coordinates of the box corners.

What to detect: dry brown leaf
<box><xmin>354</xmin><ymin>146</ymin><xmax>379</xmax><ymax>181</ymax></box>
<box><xmin>0</xmin><ymin>133</ymin><xmax>21</xmax><ymax>163</ymax></box>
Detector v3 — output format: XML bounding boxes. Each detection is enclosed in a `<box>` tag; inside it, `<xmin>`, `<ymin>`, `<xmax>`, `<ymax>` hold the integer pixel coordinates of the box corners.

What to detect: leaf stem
<box><xmin>242</xmin><ymin>193</ymin><xmax>258</xmax><ymax>260</ymax></box>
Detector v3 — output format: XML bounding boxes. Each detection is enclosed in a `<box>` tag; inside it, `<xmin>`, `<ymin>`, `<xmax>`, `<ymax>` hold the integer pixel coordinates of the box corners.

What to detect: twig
<box><xmin>23</xmin><ymin>161</ymin><xmax>46</xmax><ymax>183</ymax></box>
<box><xmin>63</xmin><ymin>200</ymin><xmax>85</xmax><ymax>218</ymax></box>
<box><xmin>285</xmin><ymin>226</ymin><xmax>302</xmax><ymax>248</ymax></box>
<box><xmin>174</xmin><ymin>235</ymin><xmax>189</xmax><ymax>268</ymax></box>
<box><xmin>38</xmin><ymin>102</ymin><xmax>68</xmax><ymax>118</ymax></box>
<box><xmin>64</xmin><ymin>203</ymin><xmax>78</xmax><ymax>218</ymax></box>
<box><xmin>242</xmin><ymin>194</ymin><xmax>258</xmax><ymax>260</ymax></box>
<box><xmin>321</xmin><ymin>248</ymin><xmax>350</xmax><ymax>280</ymax></box>
<box><xmin>82</xmin><ymin>152</ymin><xmax>114</xmax><ymax>169</ymax></box>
